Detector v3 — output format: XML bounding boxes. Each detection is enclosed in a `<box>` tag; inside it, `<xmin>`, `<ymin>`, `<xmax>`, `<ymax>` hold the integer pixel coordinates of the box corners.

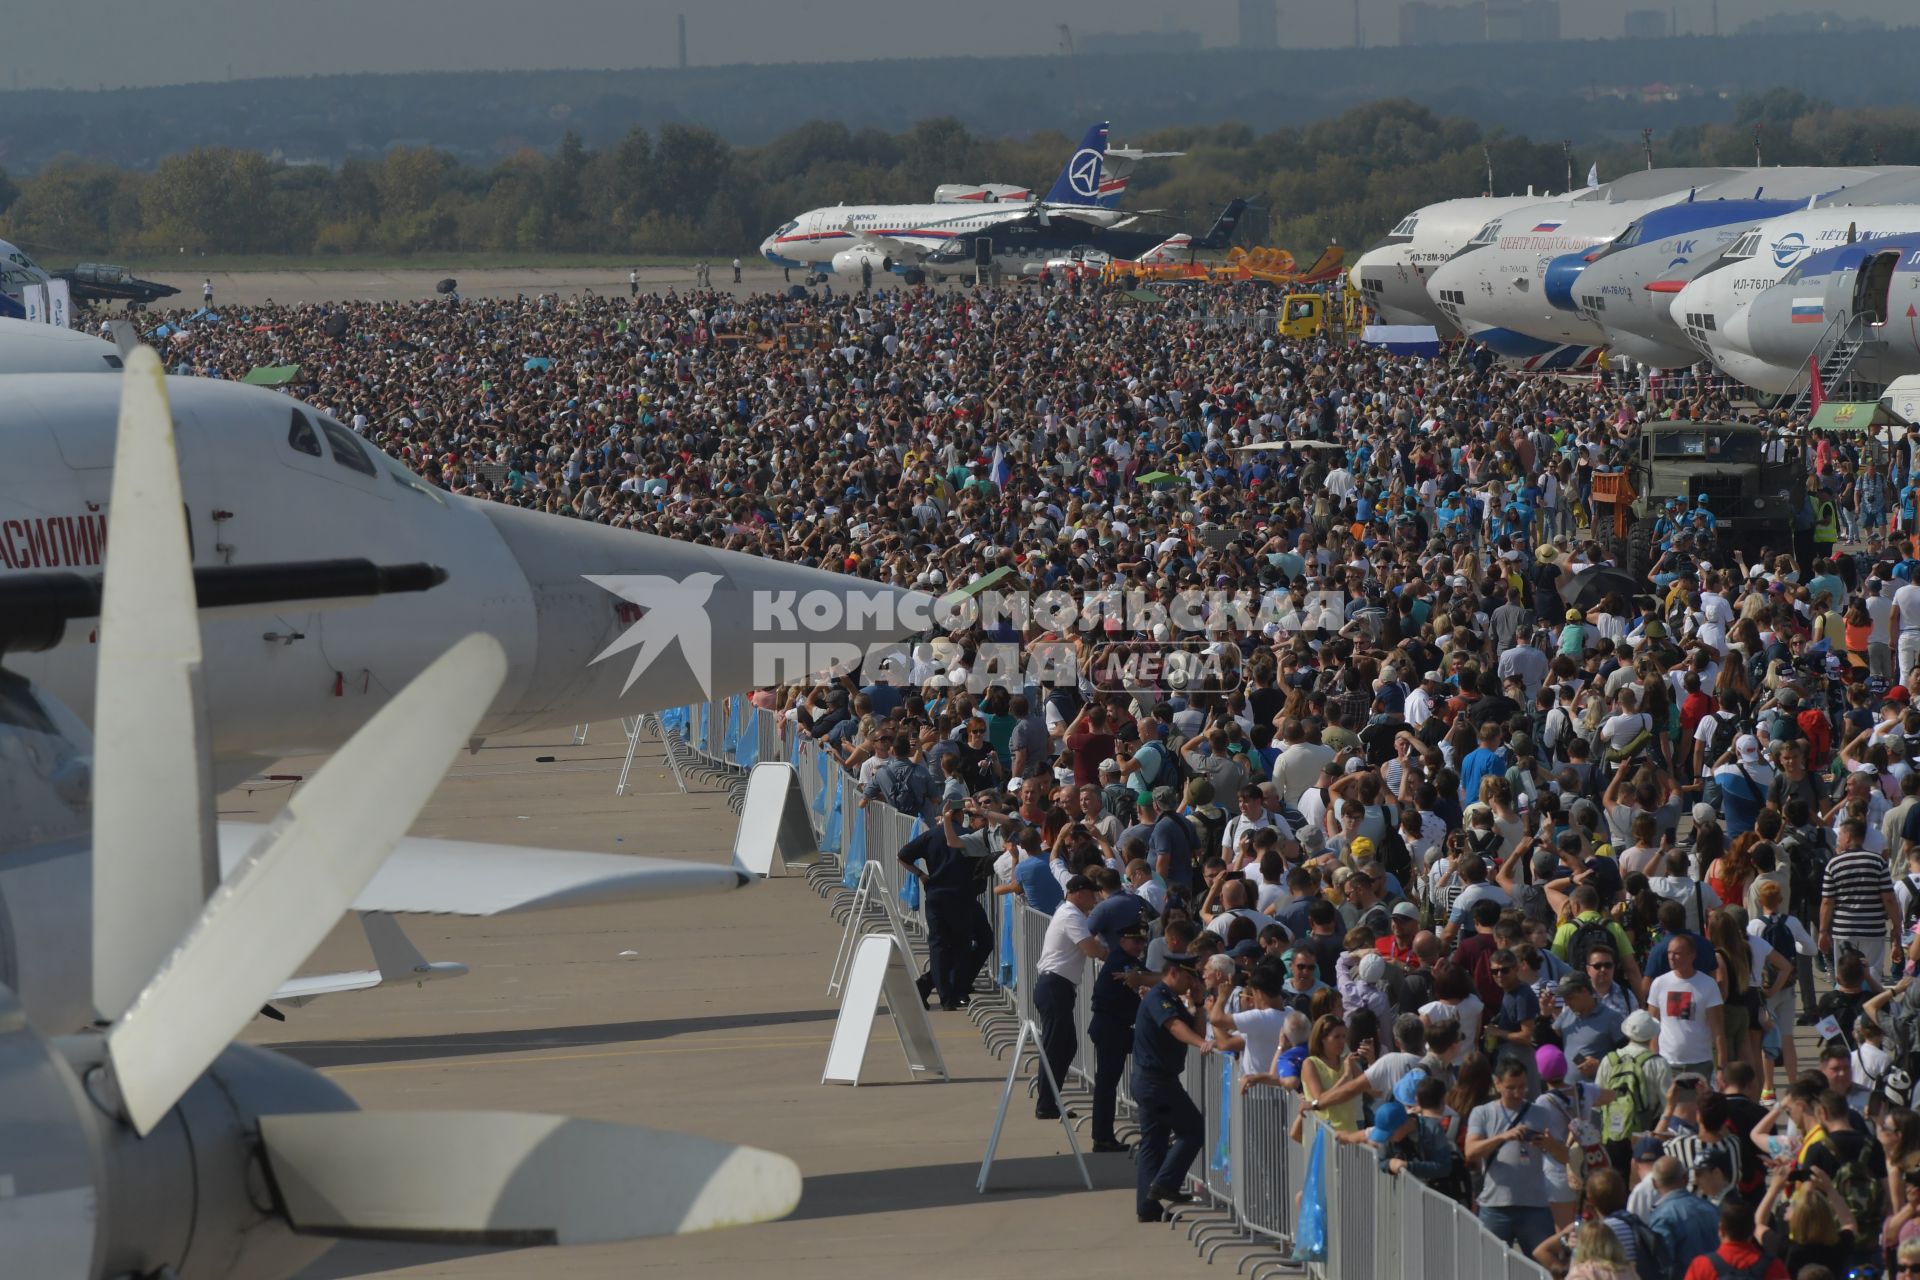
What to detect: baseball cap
<box><xmin>1890</xmin><ymin>686</ymin><xmax>1912</xmax><ymax>705</ymax></box>
<box><xmin>1691</xmin><ymin>801</ymin><xmax>1720</xmax><ymax>827</ymax></box>
<box><xmin>1368</xmin><ymin>1100</ymin><xmax>1410</xmax><ymax>1145</ymax></box>
<box><xmin>1423</xmin><ymin>670</ymin><xmax>1445</xmax><ymax>683</ymax></box>
<box><xmin>1392</xmin><ymin>1069</ymin><xmax>1428</xmax><ymax>1106</ymax></box>
<box><xmin>1356</xmin><ymin>954</ymin><xmax>1389</xmax><ymax>985</ymax></box>
<box><xmin>1566</xmin><ymin>608</ymin><xmax>1583</xmax><ymax>622</ymax></box>
<box><xmin>1064</xmin><ymin>875</ymin><xmax>1095</xmax><ymax>895</ymax></box>
<box><xmin>1098</xmin><ymin>758</ymin><xmax>1120</xmax><ymax>775</ymax></box>
<box><xmin>1151</xmin><ymin>785</ymin><xmax>1178</xmax><ymax>810</ymax></box>
<box><xmin>1632</xmin><ymin>1136</ymin><xmax>1665</xmax><ymax>1162</ymax></box>
<box><xmin>1691</xmin><ymin>1148</ymin><xmax>1734</xmax><ymax>1178</ymax></box>
<box><xmin>1225</xmin><ymin>938</ymin><xmax>1263</xmax><ymax>961</ymax></box>
<box><xmin>1349</xmin><ymin>836</ymin><xmax>1375</xmax><ymax>860</ymax></box>
<box><xmin>1391</xmin><ymin>901</ymin><xmax>1421</xmax><ymax>922</ymax></box>
<box><xmin>1734</xmin><ymin>733</ymin><xmax>1763</xmax><ymax>763</ymax></box>
<box><xmin>1623</xmin><ymin>1010</ymin><xmax>1659</xmax><ymax>1043</ymax></box>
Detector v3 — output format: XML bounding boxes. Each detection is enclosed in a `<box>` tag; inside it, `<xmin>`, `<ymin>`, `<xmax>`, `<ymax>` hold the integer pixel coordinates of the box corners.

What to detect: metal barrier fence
<box><xmin>663</xmin><ymin>697</ymin><xmax>1548</xmax><ymax>1280</ymax></box>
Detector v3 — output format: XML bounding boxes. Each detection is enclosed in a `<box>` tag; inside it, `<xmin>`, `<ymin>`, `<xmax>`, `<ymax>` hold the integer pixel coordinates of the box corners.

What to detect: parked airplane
<box><xmin>54</xmin><ymin>261</ymin><xmax>181</xmax><ymax>310</ymax></box>
<box><xmin>0</xmin><ymin>374</ymin><xmax>930</xmax><ymax>788</ymax></box>
<box><xmin>933</xmin><ymin>145</ymin><xmax>1181</xmax><ymax>208</ymax></box>
<box><xmin>1350</xmin><ymin>192</ymin><xmax>1575</xmax><ymax>333</ymax></box>
<box><xmin>1667</xmin><ymin>174</ymin><xmax>1920</xmax><ymax>388</ymax></box>
<box><xmin>0</xmin><ymin>350</ymin><xmax>798</xmax><ymax>1280</ymax></box>
<box><xmin>919</xmin><ymin>198</ymin><xmax>1247</xmax><ymax>279</ymax></box>
<box><xmin>759</xmin><ymin>121</ymin><xmax>1131</xmax><ymax>282</ymax></box>
<box><xmin>0</xmin><ymin>238</ymin><xmax>52</xmax><ymax>318</ymax></box>
<box><xmin>0</xmin><ymin>316</ymin><xmax>126</xmax><ymax>372</ymax></box>
<box><xmin>1423</xmin><ymin>168</ymin><xmax>1744</xmax><ymax>370</ymax></box>
<box><xmin>1727</xmin><ymin>232</ymin><xmax>1920</xmax><ymax>394</ymax></box>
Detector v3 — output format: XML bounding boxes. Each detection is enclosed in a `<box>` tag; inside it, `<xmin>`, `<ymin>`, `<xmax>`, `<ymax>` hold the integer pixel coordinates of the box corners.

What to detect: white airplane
<box><xmin>759</xmin><ymin>121</ymin><xmax>1135</xmax><ymax>283</ymax></box>
<box><xmin>1349</xmin><ymin>192</ymin><xmax>1575</xmax><ymax>333</ymax></box>
<box><xmin>1423</xmin><ymin>168</ymin><xmax>1749</xmax><ymax>371</ymax></box>
<box><xmin>0</xmin><ymin>237</ymin><xmax>53</xmax><ymax>318</ymax></box>
<box><xmin>0</xmin><ymin>349</ymin><xmax>799</xmax><ymax>1280</ymax></box>
<box><xmin>0</xmin><ymin>374</ymin><xmax>925</xmax><ymax>785</ymax></box>
<box><xmin>0</xmin><ymin>315</ymin><xmax>126</xmax><ymax>372</ymax></box>
<box><xmin>1667</xmin><ymin>174</ymin><xmax>1920</xmax><ymax>389</ymax></box>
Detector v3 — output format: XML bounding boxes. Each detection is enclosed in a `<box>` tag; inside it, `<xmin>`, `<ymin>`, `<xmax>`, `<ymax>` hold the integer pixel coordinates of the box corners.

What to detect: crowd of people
<box><xmin>140</xmin><ymin>275</ymin><xmax>1920</xmax><ymax>1278</ymax></box>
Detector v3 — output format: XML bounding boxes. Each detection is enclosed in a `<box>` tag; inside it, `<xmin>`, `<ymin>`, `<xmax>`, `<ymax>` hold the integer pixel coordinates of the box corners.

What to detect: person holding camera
<box><xmin>1466</xmin><ymin>1058</ymin><xmax>1571</xmax><ymax>1255</ymax></box>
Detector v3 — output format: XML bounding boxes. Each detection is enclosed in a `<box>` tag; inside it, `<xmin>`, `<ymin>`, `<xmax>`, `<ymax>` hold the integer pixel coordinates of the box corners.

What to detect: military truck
<box><xmin>1590</xmin><ymin>422</ymin><xmax>1804</xmax><ymax>577</ymax></box>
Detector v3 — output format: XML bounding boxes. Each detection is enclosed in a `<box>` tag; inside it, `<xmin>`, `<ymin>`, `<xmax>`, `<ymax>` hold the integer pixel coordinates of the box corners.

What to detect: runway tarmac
<box><xmin>149</xmin><ymin>263</ymin><xmax>808</xmax><ymax>307</ymax></box>
<box><xmin>233</xmin><ymin>723</ymin><xmax>1190</xmax><ymax>1279</ymax></box>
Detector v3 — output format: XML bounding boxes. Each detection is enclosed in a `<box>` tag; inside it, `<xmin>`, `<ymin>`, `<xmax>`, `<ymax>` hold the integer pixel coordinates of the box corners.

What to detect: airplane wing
<box><xmin>275</xmin><ymin>970</ymin><xmax>382</xmax><ymax>1002</ymax></box>
<box><xmin>271</xmin><ymin>911</ymin><xmax>470</xmax><ymax>1008</ymax></box>
<box><xmin>216</xmin><ymin>823</ymin><xmax>749</xmax><ymax>915</ymax></box>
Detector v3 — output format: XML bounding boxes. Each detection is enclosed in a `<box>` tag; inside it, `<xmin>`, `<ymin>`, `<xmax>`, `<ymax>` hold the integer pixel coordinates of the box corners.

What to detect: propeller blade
<box><xmin>259</xmin><ymin>1112</ymin><xmax>802</xmax><ymax>1244</ymax></box>
<box><xmin>106</xmin><ymin>634</ymin><xmax>508</xmax><ymax>1135</ymax></box>
<box><xmin>92</xmin><ymin>344</ymin><xmax>219</xmax><ymax>1023</ymax></box>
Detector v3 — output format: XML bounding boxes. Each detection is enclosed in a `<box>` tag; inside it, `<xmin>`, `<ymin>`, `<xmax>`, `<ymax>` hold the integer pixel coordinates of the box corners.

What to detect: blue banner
<box><xmin>900</xmin><ymin>818</ymin><xmax>924</xmax><ymax>910</ymax></box>
<box><xmin>812</xmin><ymin>750</ymin><xmax>831</xmax><ymax>824</ymax></box>
<box><xmin>697</xmin><ymin>703</ymin><xmax>711</xmax><ymax>752</ymax></box>
<box><xmin>1292</xmin><ymin>1126</ymin><xmax>1330</xmax><ymax>1262</ymax></box>
<box><xmin>823</xmin><ymin>770</ymin><xmax>843</xmax><ymax>854</ymax></box>
<box><xmin>840</xmin><ymin>804</ymin><xmax>866</xmax><ymax>889</ymax></box>
<box><xmin>659</xmin><ymin>706</ymin><xmax>691</xmax><ymax>736</ymax></box>
<box><xmin>999</xmin><ymin>896</ymin><xmax>1017</xmax><ymax>988</ymax></box>
<box><xmin>1211</xmin><ymin>1053</ymin><xmax>1234</xmax><ymax>1183</ymax></box>
<box><xmin>740</xmin><ymin>710</ymin><xmax>760</xmax><ymax>768</ymax></box>
<box><xmin>722</xmin><ymin>697</ymin><xmax>741</xmax><ymax>758</ymax></box>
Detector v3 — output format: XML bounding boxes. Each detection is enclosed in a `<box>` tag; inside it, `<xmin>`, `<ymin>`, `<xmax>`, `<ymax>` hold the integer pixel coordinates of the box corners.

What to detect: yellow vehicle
<box><xmin>1276</xmin><ymin>294</ymin><xmax>1325</xmax><ymax>340</ymax></box>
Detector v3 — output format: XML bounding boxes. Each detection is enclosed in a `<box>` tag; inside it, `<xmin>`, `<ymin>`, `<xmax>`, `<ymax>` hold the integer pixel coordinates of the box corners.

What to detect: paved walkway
<box><xmin>246</xmin><ymin>725</ymin><xmax>1196</xmax><ymax>1279</ymax></box>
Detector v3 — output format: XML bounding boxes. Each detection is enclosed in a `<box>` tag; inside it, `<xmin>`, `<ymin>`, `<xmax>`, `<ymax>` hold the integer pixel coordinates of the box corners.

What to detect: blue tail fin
<box><xmin>1042</xmin><ymin>121</ymin><xmax>1111</xmax><ymax>207</ymax></box>
<box><xmin>1198</xmin><ymin>200</ymin><xmax>1248</xmax><ymax>249</ymax></box>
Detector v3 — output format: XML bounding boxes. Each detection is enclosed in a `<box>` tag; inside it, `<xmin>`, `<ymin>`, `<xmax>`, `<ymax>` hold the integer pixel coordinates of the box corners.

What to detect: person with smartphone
<box><xmin>1466</xmin><ymin>1058</ymin><xmax>1570</xmax><ymax>1255</ymax></box>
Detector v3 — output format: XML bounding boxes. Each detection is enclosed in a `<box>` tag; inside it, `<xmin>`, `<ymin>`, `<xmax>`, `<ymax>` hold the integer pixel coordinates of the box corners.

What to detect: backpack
<box><xmin>1705</xmin><ymin>1250</ymin><xmax>1774</xmax><ymax>1280</ymax></box>
<box><xmin>1564</xmin><ymin>917</ymin><xmax>1617</xmax><ymax>972</ymax></box>
<box><xmin>1797</xmin><ymin>709</ymin><xmax>1832</xmax><ymax>770</ymax></box>
<box><xmin>1374</xmin><ymin>822</ymin><xmax>1414</xmax><ymax>885</ymax></box>
<box><xmin>879</xmin><ymin>760</ymin><xmax>930</xmax><ymax>817</ymax></box>
<box><xmin>1130</xmin><ymin>739</ymin><xmax>1185</xmax><ymax>799</ymax></box>
<box><xmin>1757</xmin><ymin>913</ymin><xmax>1797</xmax><ymax>971</ymax></box>
<box><xmin>1597</xmin><ymin>1045</ymin><xmax>1657</xmax><ymax>1142</ymax></box>
<box><xmin>1413</xmin><ymin>1115</ymin><xmax>1472</xmax><ymax>1204</ymax></box>
<box><xmin>1704</xmin><ymin>711</ymin><xmax>1742</xmax><ymax>771</ymax></box>
<box><xmin>1619</xmin><ymin>1212</ymin><xmax>1670</xmax><ymax>1280</ymax></box>
<box><xmin>1823</xmin><ymin>1133</ymin><xmax>1887</xmax><ymax>1238</ymax></box>
<box><xmin>1764</xmin><ymin>708</ymin><xmax>1802</xmax><ymax>747</ymax></box>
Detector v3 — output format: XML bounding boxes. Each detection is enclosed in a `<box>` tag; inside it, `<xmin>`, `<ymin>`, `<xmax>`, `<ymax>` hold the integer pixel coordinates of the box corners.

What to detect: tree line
<box><xmin>0</xmin><ymin>93</ymin><xmax>1914</xmax><ymax>262</ymax></box>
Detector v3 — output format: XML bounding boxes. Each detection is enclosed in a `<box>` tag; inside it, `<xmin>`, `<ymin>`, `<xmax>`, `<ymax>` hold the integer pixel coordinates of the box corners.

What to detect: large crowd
<box><xmin>144</xmin><ymin>275</ymin><xmax>1920</xmax><ymax>1280</ymax></box>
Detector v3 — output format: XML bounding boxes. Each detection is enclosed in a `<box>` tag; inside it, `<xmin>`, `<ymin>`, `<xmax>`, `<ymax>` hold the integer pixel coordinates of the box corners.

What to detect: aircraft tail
<box><xmin>1042</xmin><ymin>121</ymin><xmax>1111</xmax><ymax>207</ymax></box>
<box><xmin>1137</xmin><ymin>234</ymin><xmax>1195</xmax><ymax>265</ymax></box>
<box><xmin>1197</xmin><ymin>200</ymin><xmax>1249</xmax><ymax>250</ymax></box>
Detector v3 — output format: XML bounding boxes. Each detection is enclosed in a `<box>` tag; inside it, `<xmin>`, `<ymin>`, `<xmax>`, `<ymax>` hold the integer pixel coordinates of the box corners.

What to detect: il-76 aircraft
<box><xmin>759</xmin><ymin>121</ymin><xmax>1133</xmax><ymax>283</ymax></box>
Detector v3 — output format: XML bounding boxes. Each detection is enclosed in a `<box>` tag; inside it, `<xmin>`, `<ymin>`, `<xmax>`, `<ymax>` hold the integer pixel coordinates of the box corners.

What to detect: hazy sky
<box><xmin>1</xmin><ymin>0</ymin><xmax>1906</xmax><ymax>90</ymax></box>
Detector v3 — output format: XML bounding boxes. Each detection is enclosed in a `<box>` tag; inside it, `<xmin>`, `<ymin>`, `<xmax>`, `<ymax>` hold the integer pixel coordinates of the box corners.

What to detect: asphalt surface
<box><xmin>236</xmin><ymin>724</ymin><xmax>1187</xmax><ymax>1279</ymax></box>
<box><xmin>149</xmin><ymin>264</ymin><xmax>813</xmax><ymax>307</ymax></box>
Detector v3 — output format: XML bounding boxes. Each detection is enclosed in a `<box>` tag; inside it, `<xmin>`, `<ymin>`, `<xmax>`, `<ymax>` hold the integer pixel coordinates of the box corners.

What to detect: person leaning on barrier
<box><xmin>1130</xmin><ymin>947</ymin><xmax>1211</xmax><ymax>1224</ymax></box>
<box><xmin>1466</xmin><ymin>1058</ymin><xmax>1572</xmax><ymax>1256</ymax></box>
<box><xmin>1033</xmin><ymin>874</ymin><xmax>1106</xmax><ymax>1122</ymax></box>
<box><xmin>1088</xmin><ymin>921</ymin><xmax>1157</xmax><ymax>1153</ymax></box>
<box><xmin>896</xmin><ymin>795</ymin><xmax>998</xmax><ymax>1011</ymax></box>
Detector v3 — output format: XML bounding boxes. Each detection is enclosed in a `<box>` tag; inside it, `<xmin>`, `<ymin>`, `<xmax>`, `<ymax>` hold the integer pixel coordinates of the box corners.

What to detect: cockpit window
<box><xmin>1389</xmin><ymin>215</ymin><xmax>1419</xmax><ymax>238</ymax></box>
<box><xmin>1611</xmin><ymin>221</ymin><xmax>1643</xmax><ymax>250</ymax></box>
<box><xmin>1468</xmin><ymin>219</ymin><xmax>1503</xmax><ymax>246</ymax></box>
<box><xmin>288</xmin><ymin>409</ymin><xmax>323</xmax><ymax>457</ymax></box>
<box><xmin>1723</xmin><ymin>229</ymin><xmax>1763</xmax><ymax>261</ymax></box>
<box><xmin>774</xmin><ymin>220</ymin><xmax>799</xmax><ymax>238</ymax></box>
<box><xmin>315</xmin><ymin>416</ymin><xmax>377</xmax><ymax>476</ymax></box>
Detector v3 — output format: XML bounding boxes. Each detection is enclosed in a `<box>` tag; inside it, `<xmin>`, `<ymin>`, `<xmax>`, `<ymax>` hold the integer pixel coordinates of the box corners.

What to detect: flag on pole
<box><xmin>990</xmin><ymin>444</ymin><xmax>1010</xmax><ymax>489</ymax></box>
<box><xmin>1586</xmin><ymin>163</ymin><xmax>1600</xmax><ymax>189</ymax></box>
<box><xmin>1808</xmin><ymin>355</ymin><xmax>1826</xmax><ymax>413</ymax></box>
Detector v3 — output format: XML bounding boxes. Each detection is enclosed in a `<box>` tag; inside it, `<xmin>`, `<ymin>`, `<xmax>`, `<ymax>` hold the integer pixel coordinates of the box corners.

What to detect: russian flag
<box><xmin>1791</xmin><ymin>298</ymin><xmax>1825</xmax><ymax>325</ymax></box>
<box><xmin>1531</xmin><ymin>220</ymin><xmax>1563</xmax><ymax>233</ymax></box>
<box><xmin>990</xmin><ymin>444</ymin><xmax>1010</xmax><ymax>489</ymax></box>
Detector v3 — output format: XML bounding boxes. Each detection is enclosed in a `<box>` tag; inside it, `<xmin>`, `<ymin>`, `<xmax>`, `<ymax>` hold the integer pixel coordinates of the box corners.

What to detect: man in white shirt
<box><xmin>1033</xmin><ymin>876</ymin><xmax>1106</xmax><ymax>1120</ymax></box>
<box><xmin>1866</xmin><ymin>579</ymin><xmax>1897</xmax><ymax>680</ymax></box>
<box><xmin>1896</xmin><ymin>576</ymin><xmax>1920</xmax><ymax>683</ymax></box>
<box><xmin>1221</xmin><ymin>785</ymin><xmax>1279</xmax><ymax>863</ymax></box>
<box><xmin>1405</xmin><ymin>670</ymin><xmax>1443</xmax><ymax>729</ymax></box>
<box><xmin>1271</xmin><ymin>719</ymin><xmax>1335</xmax><ymax>808</ymax></box>
<box><xmin>1645</xmin><ymin>934</ymin><xmax>1727</xmax><ymax>1079</ymax></box>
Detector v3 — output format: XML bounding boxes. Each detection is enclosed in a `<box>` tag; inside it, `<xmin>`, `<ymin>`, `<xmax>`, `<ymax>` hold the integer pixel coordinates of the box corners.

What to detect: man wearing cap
<box><xmin>1088</xmin><ymin>922</ymin><xmax>1155</xmax><ymax>1153</ymax></box>
<box><xmin>898</xmin><ymin>800</ymin><xmax>999</xmax><ymax>1011</ymax></box>
<box><xmin>1147</xmin><ymin>785</ymin><xmax>1201</xmax><ymax>898</ymax></box>
<box><xmin>1130</xmin><ymin>949</ymin><xmax>1210</xmax><ymax>1222</ymax></box>
<box><xmin>1549</xmin><ymin>973</ymin><xmax>1626</xmax><ymax>1075</ymax></box>
<box><xmin>1033</xmin><ymin>875</ymin><xmax>1107</xmax><ymax>1121</ymax></box>
<box><xmin>1377</xmin><ymin>900</ymin><xmax>1423</xmax><ymax>967</ymax></box>
<box><xmin>1599</xmin><ymin>1011</ymin><xmax>1672</xmax><ymax>1172</ymax></box>
<box><xmin>1405</xmin><ymin>670</ymin><xmax>1444</xmax><ymax>730</ymax></box>
<box><xmin>1709</xmin><ymin>733</ymin><xmax>1774</xmax><ymax>838</ymax></box>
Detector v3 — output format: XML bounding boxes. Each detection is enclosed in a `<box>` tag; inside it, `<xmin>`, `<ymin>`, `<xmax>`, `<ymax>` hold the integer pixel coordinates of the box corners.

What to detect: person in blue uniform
<box><xmin>1089</xmin><ymin>921</ymin><xmax>1156</xmax><ymax>1153</ymax></box>
<box><xmin>896</xmin><ymin>801</ymin><xmax>996</xmax><ymax>1010</ymax></box>
<box><xmin>1132</xmin><ymin>950</ymin><xmax>1212</xmax><ymax>1222</ymax></box>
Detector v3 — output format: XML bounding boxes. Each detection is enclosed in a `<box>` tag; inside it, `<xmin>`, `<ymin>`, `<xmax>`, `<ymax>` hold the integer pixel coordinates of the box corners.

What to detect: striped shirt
<box><xmin>1823</xmin><ymin>850</ymin><xmax>1895</xmax><ymax>937</ymax></box>
<box><xmin>1663</xmin><ymin>1131</ymin><xmax>1742</xmax><ymax>1192</ymax></box>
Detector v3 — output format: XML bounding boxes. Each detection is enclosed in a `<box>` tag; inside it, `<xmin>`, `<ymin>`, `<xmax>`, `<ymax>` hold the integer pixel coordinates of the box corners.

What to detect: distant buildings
<box><xmin>1080</xmin><ymin>29</ymin><xmax>1203</xmax><ymax>54</ymax></box>
<box><xmin>1736</xmin><ymin>11</ymin><xmax>1884</xmax><ymax>36</ymax></box>
<box><xmin>1399</xmin><ymin>0</ymin><xmax>1558</xmax><ymax>45</ymax></box>
<box><xmin>1623</xmin><ymin>9</ymin><xmax>1668</xmax><ymax>38</ymax></box>
<box><xmin>1237</xmin><ymin>0</ymin><xmax>1279</xmax><ymax>49</ymax></box>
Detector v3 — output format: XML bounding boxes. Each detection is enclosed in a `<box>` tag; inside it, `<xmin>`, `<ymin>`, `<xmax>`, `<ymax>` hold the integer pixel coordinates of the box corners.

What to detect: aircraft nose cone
<box><xmin>471</xmin><ymin>502</ymin><xmax>931</xmax><ymax>731</ymax></box>
<box><xmin>1721</xmin><ymin>306</ymin><xmax>1755</xmax><ymax>358</ymax></box>
<box><xmin>1542</xmin><ymin>251</ymin><xmax>1587</xmax><ymax>313</ymax></box>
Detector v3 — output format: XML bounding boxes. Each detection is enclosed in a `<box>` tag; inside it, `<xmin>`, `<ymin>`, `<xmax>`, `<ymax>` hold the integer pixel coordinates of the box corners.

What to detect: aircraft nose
<box><xmin>1721</xmin><ymin>306</ymin><xmax>1754</xmax><ymax>357</ymax></box>
<box><xmin>470</xmin><ymin>501</ymin><xmax>931</xmax><ymax>732</ymax></box>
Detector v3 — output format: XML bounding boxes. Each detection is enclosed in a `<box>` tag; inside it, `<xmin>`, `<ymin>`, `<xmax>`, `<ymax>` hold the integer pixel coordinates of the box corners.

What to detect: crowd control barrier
<box><xmin>655</xmin><ymin>696</ymin><xmax>1551</xmax><ymax>1280</ymax></box>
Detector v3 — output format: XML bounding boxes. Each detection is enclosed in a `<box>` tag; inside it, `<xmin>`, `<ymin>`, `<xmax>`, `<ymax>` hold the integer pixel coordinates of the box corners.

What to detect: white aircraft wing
<box><xmin>216</xmin><ymin>823</ymin><xmax>749</xmax><ymax>915</ymax></box>
<box><xmin>274</xmin><ymin>970</ymin><xmax>382</xmax><ymax>1002</ymax></box>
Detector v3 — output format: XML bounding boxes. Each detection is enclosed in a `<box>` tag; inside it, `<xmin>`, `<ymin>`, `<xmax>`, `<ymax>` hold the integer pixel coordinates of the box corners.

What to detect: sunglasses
<box><xmin>1588</xmin><ymin>961</ymin><xmax>1614</xmax><ymax>971</ymax></box>
<box><xmin>1489</xmin><ymin>966</ymin><xmax>1514</xmax><ymax>974</ymax></box>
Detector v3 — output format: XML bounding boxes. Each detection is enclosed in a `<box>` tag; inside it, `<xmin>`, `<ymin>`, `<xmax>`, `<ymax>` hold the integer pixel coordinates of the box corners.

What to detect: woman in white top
<box><xmin>1747</xmin><ymin>878</ymin><xmax>1815</xmax><ymax>1086</ymax></box>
